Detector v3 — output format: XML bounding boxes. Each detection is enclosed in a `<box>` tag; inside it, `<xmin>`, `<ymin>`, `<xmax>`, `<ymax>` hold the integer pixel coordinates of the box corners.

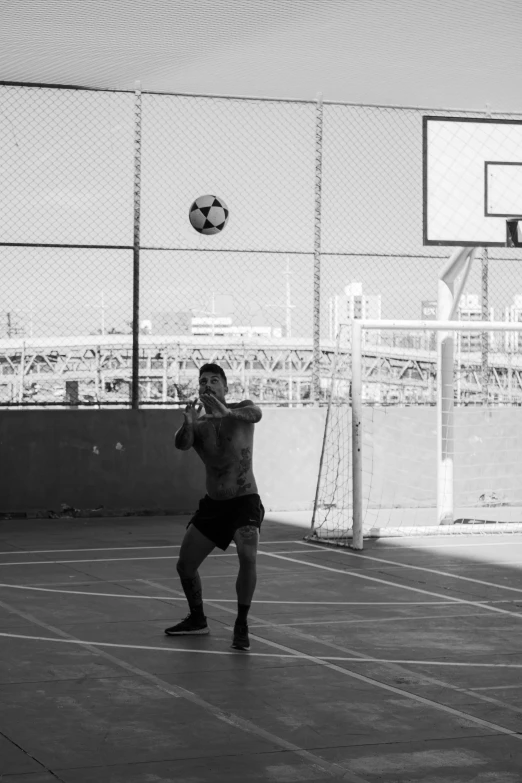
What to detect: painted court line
<box><xmin>245</xmin><ymin>613</ymin><xmax>522</xmax><ymax>721</ymax></box>
<box><xmin>6</xmin><ymin>556</ymin><xmax>513</xmax><ymax>726</ymax></box>
<box><xmin>143</xmin><ymin>580</ymin><xmax>522</xmax><ymax>741</ymax></box>
<box><xmin>298</xmin><ymin>541</ymin><xmax>522</xmax><ymax>596</ymax></box>
<box><xmin>1</xmin><ymin>581</ymin><xmax>521</xmax><ymax>608</ymax></box>
<box><xmin>0</xmin><ymin>555</ymin><xmax>180</xmax><ymax>566</ymax></box>
<box><xmin>249</xmin><ymin>552</ymin><xmax>522</xmax><ymax>719</ymax></box>
<box><xmin>2</xmin><ymin>574</ymin><xmax>521</xmax><ymax>729</ymax></box>
<box><xmin>0</xmin><ymin>597</ymin><xmax>369</xmax><ymax>783</ymax></box>
<box><xmin>0</xmin><ymin>540</ymin><xmax>297</xmax><ymax>557</ymax></box>
<box><xmin>25</xmin><ymin>577</ymin><xmax>157</xmax><ymax>588</ymax></box>
<box><xmin>0</xmin><ymin>549</ymin><xmax>311</xmax><ymax>567</ymax></box>
<box><xmin>3</xmin><ymin>542</ymin><xmax>521</xmax><ymax>732</ymax></box>
<box><xmin>0</xmin><ymin>545</ymin><xmax>181</xmax><ymax>556</ymax></box>
<box><xmin>258</xmin><ymin>551</ymin><xmax>522</xmax><ymax>622</ymax></box>
<box><xmin>4</xmin><ymin>619</ymin><xmax>522</xmax><ymax>723</ymax></box>
<box><xmin>249</xmin><ymin>610</ymin><xmax>495</xmax><ymax>629</ymax></box>
<box><xmin>1</xmin><ymin>536</ymin><xmax>520</xmax><ymax>556</ymax></box>
<box><xmin>362</xmin><ymin>539</ymin><xmax>522</xmax><ymax>550</ymax></box>
<box><xmin>368</xmin><ymin>536</ymin><xmax>522</xmax><ymax>549</ymax></box>
<box><xmin>2</xmin><ymin>631</ymin><xmax>522</xmax><ymax>670</ymax></box>
<box><xmin>0</xmin><ymin>631</ymin><xmax>300</xmax><ymax>658</ymax></box>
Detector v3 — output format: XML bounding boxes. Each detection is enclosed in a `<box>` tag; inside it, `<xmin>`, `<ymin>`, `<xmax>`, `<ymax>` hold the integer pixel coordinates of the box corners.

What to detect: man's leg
<box><xmin>177</xmin><ymin>523</ymin><xmax>216</xmax><ymax>613</ymax></box>
<box><xmin>165</xmin><ymin>523</ymin><xmax>215</xmax><ymax>635</ymax></box>
<box><xmin>231</xmin><ymin>525</ymin><xmax>259</xmax><ymax>650</ymax></box>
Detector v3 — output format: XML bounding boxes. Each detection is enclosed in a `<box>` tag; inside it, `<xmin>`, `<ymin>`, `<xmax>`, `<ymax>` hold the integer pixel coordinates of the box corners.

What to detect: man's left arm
<box><xmin>226</xmin><ymin>400</ymin><xmax>262</xmax><ymax>423</ymax></box>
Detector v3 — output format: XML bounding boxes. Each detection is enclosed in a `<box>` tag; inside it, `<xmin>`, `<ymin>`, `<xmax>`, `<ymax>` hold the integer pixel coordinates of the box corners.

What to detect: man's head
<box><xmin>199</xmin><ymin>363</ymin><xmax>228</xmax><ymax>403</ymax></box>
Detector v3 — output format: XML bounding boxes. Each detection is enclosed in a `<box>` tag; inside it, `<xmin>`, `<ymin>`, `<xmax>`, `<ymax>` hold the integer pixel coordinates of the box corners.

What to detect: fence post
<box><xmin>18</xmin><ymin>341</ymin><xmax>25</xmax><ymax>403</ymax></box>
<box><xmin>131</xmin><ymin>80</ymin><xmax>143</xmax><ymax>410</ymax></box>
<box><xmin>351</xmin><ymin>319</ymin><xmax>363</xmax><ymax>550</ymax></box>
<box><xmin>482</xmin><ymin>103</ymin><xmax>492</xmax><ymax>406</ymax></box>
<box><xmin>481</xmin><ymin>247</ymin><xmax>489</xmax><ymax>403</ymax></box>
<box><xmin>312</xmin><ymin>92</ymin><xmax>324</xmax><ymax>402</ymax></box>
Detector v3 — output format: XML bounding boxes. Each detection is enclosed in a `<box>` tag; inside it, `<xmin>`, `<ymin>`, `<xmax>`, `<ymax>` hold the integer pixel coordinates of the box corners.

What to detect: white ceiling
<box><xmin>0</xmin><ymin>0</ymin><xmax>521</xmax><ymax>111</ymax></box>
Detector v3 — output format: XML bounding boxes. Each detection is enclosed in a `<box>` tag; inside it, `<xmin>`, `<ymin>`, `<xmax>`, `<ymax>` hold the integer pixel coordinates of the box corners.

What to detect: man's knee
<box><xmin>177</xmin><ymin>523</ymin><xmax>215</xmax><ymax>576</ymax></box>
<box><xmin>238</xmin><ymin>551</ymin><xmax>257</xmax><ymax>568</ymax></box>
<box><xmin>176</xmin><ymin>558</ymin><xmax>195</xmax><ymax>578</ymax></box>
<box><xmin>235</xmin><ymin>525</ymin><xmax>259</xmax><ymax>565</ymax></box>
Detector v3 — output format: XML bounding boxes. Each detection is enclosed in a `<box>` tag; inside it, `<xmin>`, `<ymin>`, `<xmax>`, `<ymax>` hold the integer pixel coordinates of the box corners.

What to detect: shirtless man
<box><xmin>165</xmin><ymin>363</ymin><xmax>264</xmax><ymax>651</ymax></box>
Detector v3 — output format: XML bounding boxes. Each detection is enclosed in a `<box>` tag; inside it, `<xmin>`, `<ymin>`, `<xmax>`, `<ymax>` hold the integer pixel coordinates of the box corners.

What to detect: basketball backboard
<box><xmin>423</xmin><ymin>116</ymin><xmax>522</xmax><ymax>246</ymax></box>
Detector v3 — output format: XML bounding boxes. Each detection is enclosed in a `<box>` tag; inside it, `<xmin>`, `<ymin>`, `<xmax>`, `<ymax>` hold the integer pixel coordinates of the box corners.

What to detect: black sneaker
<box><xmin>165</xmin><ymin>613</ymin><xmax>209</xmax><ymax>636</ymax></box>
<box><xmin>231</xmin><ymin>623</ymin><xmax>250</xmax><ymax>651</ymax></box>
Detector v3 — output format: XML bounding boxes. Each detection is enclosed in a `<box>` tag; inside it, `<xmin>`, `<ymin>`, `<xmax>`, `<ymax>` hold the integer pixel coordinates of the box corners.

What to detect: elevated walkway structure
<box><xmin>0</xmin><ymin>334</ymin><xmax>521</xmax><ymax>406</ymax></box>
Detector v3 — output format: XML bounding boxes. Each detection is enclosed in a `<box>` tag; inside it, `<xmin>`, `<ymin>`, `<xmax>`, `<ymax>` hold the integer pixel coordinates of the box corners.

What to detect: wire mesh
<box><xmin>0</xmin><ymin>85</ymin><xmax>135</xmax><ymax>247</ymax></box>
<box><xmin>140</xmin><ymin>94</ymin><xmax>316</xmax><ymax>252</ymax></box>
<box><xmin>1</xmin><ymin>83</ymin><xmax>522</xmax><ymax>407</ymax></box>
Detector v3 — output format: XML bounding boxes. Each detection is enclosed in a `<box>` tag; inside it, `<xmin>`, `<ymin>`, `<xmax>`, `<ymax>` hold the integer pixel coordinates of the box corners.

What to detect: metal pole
<box><xmin>437</xmin><ymin>298</ymin><xmax>454</xmax><ymax>525</ymax></box>
<box><xmin>18</xmin><ymin>341</ymin><xmax>25</xmax><ymax>403</ymax></box>
<box><xmin>310</xmin><ymin>324</ymin><xmax>342</xmax><ymax>535</ymax></box>
<box><xmin>481</xmin><ymin>247</ymin><xmax>489</xmax><ymax>404</ymax></box>
<box><xmin>351</xmin><ymin>319</ymin><xmax>364</xmax><ymax>550</ymax></box>
<box><xmin>95</xmin><ymin>343</ymin><xmax>101</xmax><ymax>402</ymax></box>
<box><xmin>437</xmin><ymin>247</ymin><xmax>474</xmax><ymax>525</ymax></box>
<box><xmin>312</xmin><ymin>92</ymin><xmax>323</xmax><ymax>403</ymax></box>
<box><xmin>131</xmin><ymin>81</ymin><xmax>143</xmax><ymax>410</ymax></box>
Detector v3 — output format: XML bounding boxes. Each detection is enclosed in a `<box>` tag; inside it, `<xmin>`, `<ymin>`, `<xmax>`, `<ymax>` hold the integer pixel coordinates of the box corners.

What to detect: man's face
<box><xmin>199</xmin><ymin>372</ymin><xmax>227</xmax><ymax>403</ymax></box>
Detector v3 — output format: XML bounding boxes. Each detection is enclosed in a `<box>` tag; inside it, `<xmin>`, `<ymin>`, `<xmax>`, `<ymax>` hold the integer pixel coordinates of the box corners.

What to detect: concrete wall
<box><xmin>0</xmin><ymin>408</ymin><xmax>327</xmax><ymax>516</ymax></box>
<box><xmin>361</xmin><ymin>407</ymin><xmax>522</xmax><ymax>509</ymax></box>
<box><xmin>2</xmin><ymin>406</ymin><xmax>521</xmax><ymax>517</ymax></box>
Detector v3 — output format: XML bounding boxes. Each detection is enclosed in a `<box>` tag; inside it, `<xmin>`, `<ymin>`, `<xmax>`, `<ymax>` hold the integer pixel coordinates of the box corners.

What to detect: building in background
<box><xmin>420</xmin><ymin>300</ymin><xmax>437</xmax><ymax>350</ymax></box>
<box><xmin>504</xmin><ymin>295</ymin><xmax>522</xmax><ymax>352</ymax></box>
<box><xmin>457</xmin><ymin>294</ymin><xmax>495</xmax><ymax>352</ymax></box>
<box><xmin>328</xmin><ymin>282</ymin><xmax>382</xmax><ymax>342</ymax></box>
<box><xmin>421</xmin><ymin>301</ymin><xmax>437</xmax><ymax>320</ymax></box>
<box><xmin>191</xmin><ymin>317</ymin><xmax>282</xmax><ymax>338</ymax></box>
<box><xmin>152</xmin><ymin>311</ymin><xmax>193</xmax><ymax>336</ymax></box>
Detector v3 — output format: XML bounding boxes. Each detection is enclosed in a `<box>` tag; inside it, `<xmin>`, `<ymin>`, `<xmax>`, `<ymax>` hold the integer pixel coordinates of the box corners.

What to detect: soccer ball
<box><xmin>189</xmin><ymin>195</ymin><xmax>229</xmax><ymax>235</ymax></box>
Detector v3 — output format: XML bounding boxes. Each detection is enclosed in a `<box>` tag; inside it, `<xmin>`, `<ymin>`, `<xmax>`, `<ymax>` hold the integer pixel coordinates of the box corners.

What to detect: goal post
<box><xmin>309</xmin><ymin>318</ymin><xmax>522</xmax><ymax>550</ymax></box>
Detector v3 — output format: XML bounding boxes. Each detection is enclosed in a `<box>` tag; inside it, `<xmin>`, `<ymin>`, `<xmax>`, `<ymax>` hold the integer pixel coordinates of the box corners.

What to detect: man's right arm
<box><xmin>174</xmin><ymin>419</ymin><xmax>195</xmax><ymax>450</ymax></box>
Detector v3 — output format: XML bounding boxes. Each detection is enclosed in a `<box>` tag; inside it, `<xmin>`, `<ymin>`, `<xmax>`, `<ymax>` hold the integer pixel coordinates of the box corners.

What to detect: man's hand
<box><xmin>175</xmin><ymin>399</ymin><xmax>201</xmax><ymax>450</ymax></box>
<box><xmin>183</xmin><ymin>399</ymin><xmax>203</xmax><ymax>425</ymax></box>
<box><xmin>199</xmin><ymin>393</ymin><xmax>230</xmax><ymax>419</ymax></box>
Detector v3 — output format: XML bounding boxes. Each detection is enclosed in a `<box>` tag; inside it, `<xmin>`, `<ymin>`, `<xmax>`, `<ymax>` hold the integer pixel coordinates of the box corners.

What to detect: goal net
<box><xmin>309</xmin><ymin>319</ymin><xmax>522</xmax><ymax>550</ymax></box>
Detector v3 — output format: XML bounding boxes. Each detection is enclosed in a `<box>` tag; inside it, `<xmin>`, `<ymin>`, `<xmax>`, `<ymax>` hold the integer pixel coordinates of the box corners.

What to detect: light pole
<box><xmin>266</xmin><ymin>258</ymin><xmax>297</xmax><ymax>403</ymax></box>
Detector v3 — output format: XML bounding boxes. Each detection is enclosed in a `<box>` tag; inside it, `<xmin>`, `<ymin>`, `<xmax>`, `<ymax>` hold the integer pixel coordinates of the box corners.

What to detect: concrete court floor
<box><xmin>1</xmin><ymin>512</ymin><xmax>522</xmax><ymax>783</ymax></box>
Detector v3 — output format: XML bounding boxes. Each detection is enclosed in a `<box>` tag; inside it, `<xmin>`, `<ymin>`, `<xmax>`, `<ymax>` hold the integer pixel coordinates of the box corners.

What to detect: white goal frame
<box><xmin>350</xmin><ymin>318</ymin><xmax>522</xmax><ymax>550</ymax></box>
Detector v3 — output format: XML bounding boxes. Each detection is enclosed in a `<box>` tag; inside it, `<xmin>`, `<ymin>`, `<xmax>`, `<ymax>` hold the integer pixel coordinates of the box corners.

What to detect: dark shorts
<box><xmin>187</xmin><ymin>493</ymin><xmax>265</xmax><ymax>551</ymax></box>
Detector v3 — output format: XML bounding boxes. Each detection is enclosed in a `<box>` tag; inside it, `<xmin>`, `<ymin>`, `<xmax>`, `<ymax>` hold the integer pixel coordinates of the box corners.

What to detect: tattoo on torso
<box><xmin>214</xmin><ymin>485</ymin><xmax>239</xmax><ymax>499</ymax></box>
<box><xmin>195</xmin><ymin>419</ymin><xmax>256</xmax><ymax>499</ymax></box>
<box><xmin>236</xmin><ymin>447</ymin><xmax>252</xmax><ymax>495</ymax></box>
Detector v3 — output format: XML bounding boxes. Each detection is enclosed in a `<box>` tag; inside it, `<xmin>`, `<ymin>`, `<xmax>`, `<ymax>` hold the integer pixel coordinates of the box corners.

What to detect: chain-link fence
<box><xmin>1</xmin><ymin>83</ymin><xmax>521</xmax><ymax>407</ymax></box>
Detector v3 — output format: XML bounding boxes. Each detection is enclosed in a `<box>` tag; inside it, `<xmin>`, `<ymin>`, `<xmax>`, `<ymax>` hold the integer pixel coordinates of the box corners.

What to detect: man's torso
<box><xmin>192</xmin><ymin>408</ymin><xmax>258</xmax><ymax>500</ymax></box>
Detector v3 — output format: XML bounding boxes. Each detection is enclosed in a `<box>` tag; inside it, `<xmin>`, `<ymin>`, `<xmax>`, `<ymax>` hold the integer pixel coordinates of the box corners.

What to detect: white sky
<box><xmin>1</xmin><ymin>0</ymin><xmax>521</xmax><ymax>111</ymax></box>
<box><xmin>1</xmin><ymin>1</ymin><xmax>522</xmax><ymax>337</ymax></box>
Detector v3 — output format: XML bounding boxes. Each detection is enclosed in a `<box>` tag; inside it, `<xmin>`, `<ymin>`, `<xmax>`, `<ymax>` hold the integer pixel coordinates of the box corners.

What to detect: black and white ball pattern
<box><xmin>189</xmin><ymin>195</ymin><xmax>229</xmax><ymax>235</ymax></box>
